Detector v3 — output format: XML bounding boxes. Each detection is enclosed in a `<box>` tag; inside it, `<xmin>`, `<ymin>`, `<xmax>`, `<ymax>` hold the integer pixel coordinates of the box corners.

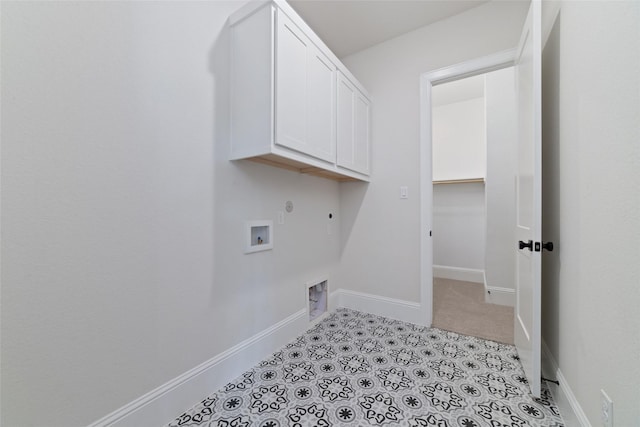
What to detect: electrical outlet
<box><xmin>601</xmin><ymin>389</ymin><xmax>613</xmax><ymax>427</ymax></box>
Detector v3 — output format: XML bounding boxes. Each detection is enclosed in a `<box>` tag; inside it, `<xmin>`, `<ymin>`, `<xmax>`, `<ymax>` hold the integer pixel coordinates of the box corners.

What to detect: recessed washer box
<box><xmin>245</xmin><ymin>220</ymin><xmax>273</xmax><ymax>254</ymax></box>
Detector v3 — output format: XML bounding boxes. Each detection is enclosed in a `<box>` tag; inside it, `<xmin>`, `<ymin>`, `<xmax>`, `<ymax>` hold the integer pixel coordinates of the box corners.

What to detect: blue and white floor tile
<box><xmin>166</xmin><ymin>308</ymin><xmax>564</xmax><ymax>427</ymax></box>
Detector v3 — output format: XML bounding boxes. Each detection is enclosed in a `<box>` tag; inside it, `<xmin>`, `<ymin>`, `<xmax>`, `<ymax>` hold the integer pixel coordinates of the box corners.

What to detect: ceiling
<box><xmin>288</xmin><ymin>0</ymin><xmax>490</xmax><ymax>58</ymax></box>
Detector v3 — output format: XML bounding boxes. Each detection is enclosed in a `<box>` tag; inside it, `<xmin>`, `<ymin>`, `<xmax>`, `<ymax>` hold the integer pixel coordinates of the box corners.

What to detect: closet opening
<box><xmin>421</xmin><ymin>52</ymin><xmax>518</xmax><ymax>344</ymax></box>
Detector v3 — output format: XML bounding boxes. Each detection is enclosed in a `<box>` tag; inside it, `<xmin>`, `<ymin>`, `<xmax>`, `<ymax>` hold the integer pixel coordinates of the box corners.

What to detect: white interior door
<box><xmin>514</xmin><ymin>0</ymin><xmax>542</xmax><ymax>397</ymax></box>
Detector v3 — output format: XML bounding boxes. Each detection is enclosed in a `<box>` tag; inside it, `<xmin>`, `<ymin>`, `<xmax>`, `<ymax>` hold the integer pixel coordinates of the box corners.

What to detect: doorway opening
<box><xmin>431</xmin><ymin>68</ymin><xmax>516</xmax><ymax>344</ymax></box>
<box><xmin>419</xmin><ymin>49</ymin><xmax>517</xmax><ymax>344</ymax></box>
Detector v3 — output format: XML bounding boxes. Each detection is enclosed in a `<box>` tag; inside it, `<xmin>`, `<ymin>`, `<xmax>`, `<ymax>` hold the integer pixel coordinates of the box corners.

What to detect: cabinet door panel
<box><xmin>337</xmin><ymin>72</ymin><xmax>370</xmax><ymax>175</ymax></box>
<box><xmin>307</xmin><ymin>48</ymin><xmax>336</xmax><ymax>162</ymax></box>
<box><xmin>276</xmin><ymin>12</ymin><xmax>335</xmax><ymax>163</ymax></box>
<box><xmin>336</xmin><ymin>74</ymin><xmax>355</xmax><ymax>169</ymax></box>
<box><xmin>275</xmin><ymin>13</ymin><xmax>307</xmax><ymax>152</ymax></box>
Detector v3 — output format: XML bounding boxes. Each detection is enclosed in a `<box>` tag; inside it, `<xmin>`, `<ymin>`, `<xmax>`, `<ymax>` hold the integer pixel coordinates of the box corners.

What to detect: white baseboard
<box><xmin>333</xmin><ymin>289</ymin><xmax>424</xmax><ymax>326</ymax></box>
<box><xmin>485</xmin><ymin>286</ymin><xmax>515</xmax><ymax>307</ymax></box>
<box><xmin>433</xmin><ymin>265</ymin><xmax>485</xmax><ymax>284</ymax></box>
<box><xmin>541</xmin><ymin>340</ymin><xmax>591</xmax><ymax>427</ymax></box>
<box><xmin>328</xmin><ymin>289</ymin><xmax>340</xmax><ymax>313</ymax></box>
<box><xmin>88</xmin><ymin>309</ymin><xmax>308</xmax><ymax>427</ymax></box>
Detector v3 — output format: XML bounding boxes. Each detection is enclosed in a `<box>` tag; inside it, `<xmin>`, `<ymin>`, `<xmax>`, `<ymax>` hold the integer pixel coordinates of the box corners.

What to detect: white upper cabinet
<box><xmin>337</xmin><ymin>71</ymin><xmax>370</xmax><ymax>175</ymax></box>
<box><xmin>229</xmin><ymin>0</ymin><xmax>370</xmax><ymax>182</ymax></box>
<box><xmin>275</xmin><ymin>12</ymin><xmax>336</xmax><ymax>163</ymax></box>
<box><xmin>275</xmin><ymin>13</ymin><xmax>308</xmax><ymax>154</ymax></box>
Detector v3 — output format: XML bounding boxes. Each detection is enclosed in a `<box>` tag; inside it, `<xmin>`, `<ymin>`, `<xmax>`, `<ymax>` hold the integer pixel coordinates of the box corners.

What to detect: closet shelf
<box><xmin>433</xmin><ymin>178</ymin><xmax>485</xmax><ymax>185</ymax></box>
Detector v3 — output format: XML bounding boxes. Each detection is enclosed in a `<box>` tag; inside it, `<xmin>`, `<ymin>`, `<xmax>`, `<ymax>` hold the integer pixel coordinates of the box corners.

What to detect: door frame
<box><xmin>419</xmin><ymin>49</ymin><xmax>517</xmax><ymax>326</ymax></box>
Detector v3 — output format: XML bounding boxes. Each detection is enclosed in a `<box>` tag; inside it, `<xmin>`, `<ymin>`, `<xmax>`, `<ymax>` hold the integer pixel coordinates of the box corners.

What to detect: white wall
<box><xmin>484</xmin><ymin>67</ymin><xmax>517</xmax><ymax>294</ymax></box>
<box><xmin>432</xmin><ymin>91</ymin><xmax>486</xmax><ymax>277</ymax></box>
<box><xmin>432</xmin><ymin>97</ymin><xmax>486</xmax><ymax>181</ymax></box>
<box><xmin>432</xmin><ymin>69</ymin><xmax>517</xmax><ymax>291</ymax></box>
<box><xmin>541</xmin><ymin>1</ymin><xmax>640</xmax><ymax>425</ymax></box>
<box><xmin>433</xmin><ymin>183</ymin><xmax>486</xmax><ymax>272</ymax></box>
<box><xmin>338</xmin><ymin>1</ymin><xmax>528</xmax><ymax>302</ymax></box>
<box><xmin>1</xmin><ymin>2</ymin><xmax>341</xmax><ymax>426</ymax></box>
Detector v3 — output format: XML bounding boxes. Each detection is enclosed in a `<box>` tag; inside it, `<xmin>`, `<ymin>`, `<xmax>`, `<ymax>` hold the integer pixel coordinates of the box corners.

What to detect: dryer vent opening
<box><xmin>307</xmin><ymin>280</ymin><xmax>328</xmax><ymax>322</ymax></box>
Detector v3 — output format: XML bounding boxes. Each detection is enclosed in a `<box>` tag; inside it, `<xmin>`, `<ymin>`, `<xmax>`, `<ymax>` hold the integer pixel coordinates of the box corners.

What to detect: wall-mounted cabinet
<box><xmin>229</xmin><ymin>0</ymin><xmax>370</xmax><ymax>182</ymax></box>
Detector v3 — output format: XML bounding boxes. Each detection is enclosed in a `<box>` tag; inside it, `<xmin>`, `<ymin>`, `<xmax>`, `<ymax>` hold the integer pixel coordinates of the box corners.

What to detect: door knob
<box><xmin>534</xmin><ymin>241</ymin><xmax>555</xmax><ymax>252</ymax></box>
<box><xmin>519</xmin><ymin>240</ymin><xmax>533</xmax><ymax>251</ymax></box>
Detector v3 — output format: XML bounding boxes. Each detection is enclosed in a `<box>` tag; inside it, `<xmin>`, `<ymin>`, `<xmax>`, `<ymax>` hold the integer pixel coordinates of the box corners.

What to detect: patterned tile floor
<box><xmin>167</xmin><ymin>309</ymin><xmax>564</xmax><ymax>427</ymax></box>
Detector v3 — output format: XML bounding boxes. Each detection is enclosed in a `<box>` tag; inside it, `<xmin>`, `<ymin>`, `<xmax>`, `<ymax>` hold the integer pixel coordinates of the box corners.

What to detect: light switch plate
<box><xmin>400</xmin><ymin>186</ymin><xmax>408</xmax><ymax>199</ymax></box>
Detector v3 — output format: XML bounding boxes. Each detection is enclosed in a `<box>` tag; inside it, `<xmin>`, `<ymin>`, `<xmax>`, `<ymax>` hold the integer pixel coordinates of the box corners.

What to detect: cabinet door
<box><xmin>336</xmin><ymin>73</ymin><xmax>355</xmax><ymax>169</ymax></box>
<box><xmin>306</xmin><ymin>48</ymin><xmax>336</xmax><ymax>162</ymax></box>
<box><xmin>275</xmin><ymin>12</ymin><xmax>335</xmax><ymax>163</ymax></box>
<box><xmin>337</xmin><ymin>72</ymin><xmax>370</xmax><ymax>175</ymax></box>
<box><xmin>275</xmin><ymin>12</ymin><xmax>307</xmax><ymax>153</ymax></box>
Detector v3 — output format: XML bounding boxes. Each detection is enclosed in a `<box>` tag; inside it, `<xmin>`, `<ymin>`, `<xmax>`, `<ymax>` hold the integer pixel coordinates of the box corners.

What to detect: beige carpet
<box><xmin>432</xmin><ymin>277</ymin><xmax>514</xmax><ymax>344</ymax></box>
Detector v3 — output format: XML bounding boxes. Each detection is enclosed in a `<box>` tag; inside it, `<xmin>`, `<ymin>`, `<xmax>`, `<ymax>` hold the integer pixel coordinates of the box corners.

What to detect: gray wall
<box><xmin>4</xmin><ymin>1</ymin><xmax>637</xmax><ymax>426</ymax></box>
<box><xmin>541</xmin><ymin>1</ymin><xmax>640</xmax><ymax>424</ymax></box>
<box><xmin>433</xmin><ymin>183</ymin><xmax>486</xmax><ymax>272</ymax></box>
<box><xmin>1</xmin><ymin>2</ymin><xmax>341</xmax><ymax>425</ymax></box>
<box><xmin>339</xmin><ymin>1</ymin><xmax>529</xmax><ymax>301</ymax></box>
